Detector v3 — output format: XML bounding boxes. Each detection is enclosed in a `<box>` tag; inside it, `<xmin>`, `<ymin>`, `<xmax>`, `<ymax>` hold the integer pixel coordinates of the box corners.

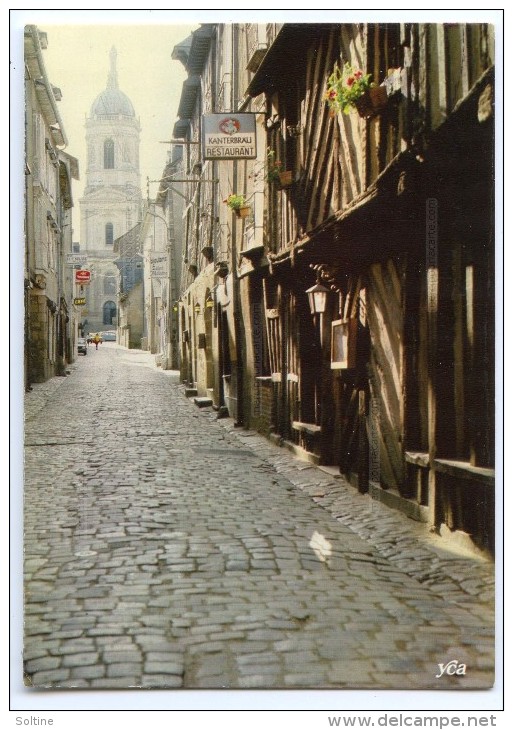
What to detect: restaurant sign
<box><xmin>203</xmin><ymin>114</ymin><xmax>257</xmax><ymax>160</ymax></box>
<box><xmin>150</xmin><ymin>252</ymin><xmax>168</xmax><ymax>278</ymax></box>
<box><xmin>75</xmin><ymin>269</ymin><xmax>91</xmax><ymax>284</ymax></box>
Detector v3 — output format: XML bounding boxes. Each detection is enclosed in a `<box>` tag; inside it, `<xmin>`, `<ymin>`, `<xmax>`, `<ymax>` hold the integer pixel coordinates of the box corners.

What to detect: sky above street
<box><xmin>11</xmin><ymin>7</ymin><xmax>500</xmax><ymax>244</ymax></box>
<box><xmin>29</xmin><ymin>20</ymin><xmax>200</xmax><ymax>235</ymax></box>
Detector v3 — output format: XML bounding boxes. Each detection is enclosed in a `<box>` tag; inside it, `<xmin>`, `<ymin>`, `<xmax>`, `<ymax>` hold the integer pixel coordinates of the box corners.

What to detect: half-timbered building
<box><xmin>173</xmin><ymin>22</ymin><xmax>495</xmax><ymax>556</ymax></box>
<box><xmin>243</xmin><ymin>22</ymin><xmax>495</xmax><ymax>555</ymax></box>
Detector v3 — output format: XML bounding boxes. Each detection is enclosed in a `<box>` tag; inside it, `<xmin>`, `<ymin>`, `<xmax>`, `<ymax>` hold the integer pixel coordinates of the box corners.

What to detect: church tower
<box><xmin>79</xmin><ymin>47</ymin><xmax>141</xmax><ymax>334</ymax></box>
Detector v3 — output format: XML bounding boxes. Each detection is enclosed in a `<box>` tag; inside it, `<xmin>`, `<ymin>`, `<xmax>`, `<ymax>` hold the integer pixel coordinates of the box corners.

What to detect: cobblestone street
<box><xmin>23</xmin><ymin>344</ymin><xmax>495</xmax><ymax>690</ymax></box>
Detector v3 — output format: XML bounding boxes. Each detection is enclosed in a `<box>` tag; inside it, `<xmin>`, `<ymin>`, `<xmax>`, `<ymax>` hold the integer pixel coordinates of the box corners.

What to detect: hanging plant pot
<box><xmin>355</xmin><ymin>85</ymin><xmax>388</xmax><ymax>119</ymax></box>
<box><xmin>235</xmin><ymin>206</ymin><xmax>252</xmax><ymax>219</ymax></box>
<box><xmin>278</xmin><ymin>170</ymin><xmax>294</xmax><ymax>189</ymax></box>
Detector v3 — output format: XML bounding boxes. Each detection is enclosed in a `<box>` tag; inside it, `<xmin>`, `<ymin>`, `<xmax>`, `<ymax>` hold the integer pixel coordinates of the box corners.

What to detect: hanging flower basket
<box><xmin>325</xmin><ymin>62</ymin><xmax>388</xmax><ymax>118</ymax></box>
<box><xmin>354</xmin><ymin>85</ymin><xmax>388</xmax><ymax>119</ymax></box>
<box><xmin>224</xmin><ymin>194</ymin><xmax>250</xmax><ymax>218</ymax></box>
<box><xmin>278</xmin><ymin>170</ymin><xmax>294</xmax><ymax>189</ymax></box>
<box><xmin>265</xmin><ymin>151</ymin><xmax>295</xmax><ymax>189</ymax></box>
<box><xmin>235</xmin><ymin>206</ymin><xmax>252</xmax><ymax>219</ymax></box>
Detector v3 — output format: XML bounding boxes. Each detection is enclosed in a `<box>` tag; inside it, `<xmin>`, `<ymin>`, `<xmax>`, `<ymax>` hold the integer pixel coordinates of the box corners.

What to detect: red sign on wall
<box><xmin>75</xmin><ymin>270</ymin><xmax>91</xmax><ymax>284</ymax></box>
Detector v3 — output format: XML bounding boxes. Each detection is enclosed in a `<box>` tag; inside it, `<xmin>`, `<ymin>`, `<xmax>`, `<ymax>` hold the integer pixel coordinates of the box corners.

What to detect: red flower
<box><xmin>328</xmin><ymin>89</ymin><xmax>337</xmax><ymax>99</ymax></box>
<box><xmin>347</xmin><ymin>76</ymin><xmax>355</xmax><ymax>86</ymax></box>
<box><xmin>355</xmin><ymin>70</ymin><xmax>363</xmax><ymax>79</ymax></box>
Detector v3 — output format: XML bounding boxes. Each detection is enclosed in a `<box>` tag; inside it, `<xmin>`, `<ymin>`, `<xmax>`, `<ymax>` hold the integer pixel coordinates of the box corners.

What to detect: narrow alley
<box><xmin>23</xmin><ymin>344</ymin><xmax>495</xmax><ymax>690</ymax></box>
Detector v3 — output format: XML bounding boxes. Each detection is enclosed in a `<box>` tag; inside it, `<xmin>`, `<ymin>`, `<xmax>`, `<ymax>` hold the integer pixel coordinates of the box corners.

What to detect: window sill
<box><xmin>405</xmin><ymin>451</ymin><xmax>429</xmax><ymax>468</ymax></box>
<box><xmin>292</xmin><ymin>421</ymin><xmax>321</xmax><ymax>435</ymax></box>
<box><xmin>433</xmin><ymin>459</ymin><xmax>495</xmax><ymax>486</ymax></box>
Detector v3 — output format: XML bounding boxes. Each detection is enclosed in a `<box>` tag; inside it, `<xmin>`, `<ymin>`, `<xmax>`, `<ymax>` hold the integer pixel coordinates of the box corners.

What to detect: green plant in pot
<box><xmin>224</xmin><ymin>194</ymin><xmax>251</xmax><ymax>218</ymax></box>
<box><xmin>325</xmin><ymin>62</ymin><xmax>388</xmax><ymax>118</ymax></box>
<box><xmin>224</xmin><ymin>194</ymin><xmax>245</xmax><ymax>210</ymax></box>
<box><xmin>266</xmin><ymin>148</ymin><xmax>293</xmax><ymax>188</ymax></box>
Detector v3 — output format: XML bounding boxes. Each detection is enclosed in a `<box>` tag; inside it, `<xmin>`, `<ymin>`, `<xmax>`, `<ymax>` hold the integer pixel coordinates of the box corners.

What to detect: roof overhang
<box><xmin>113</xmin><ymin>223</ymin><xmax>142</xmax><ymax>254</ymax></box>
<box><xmin>24</xmin><ymin>26</ymin><xmax>68</xmax><ymax>147</ymax></box>
<box><xmin>171</xmin><ymin>34</ymin><xmax>193</xmax><ymax>68</ymax></box>
<box><xmin>187</xmin><ymin>25</ymin><xmax>214</xmax><ymax>74</ymax></box>
<box><xmin>157</xmin><ymin>162</ymin><xmax>174</xmax><ymax>205</ymax></box>
<box><xmin>59</xmin><ymin>151</ymin><xmax>79</xmax><ymax>180</ymax></box>
<box><xmin>173</xmin><ymin>119</ymin><xmax>191</xmax><ymax>139</ymax></box>
<box><xmin>177</xmin><ymin>76</ymin><xmax>201</xmax><ymax>119</ymax></box>
<box><xmin>246</xmin><ymin>24</ymin><xmax>331</xmax><ymax>98</ymax></box>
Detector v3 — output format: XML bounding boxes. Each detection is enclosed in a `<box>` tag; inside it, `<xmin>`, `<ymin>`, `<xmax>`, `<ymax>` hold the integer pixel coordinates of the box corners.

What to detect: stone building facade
<box><xmin>114</xmin><ymin>223</ymin><xmax>144</xmax><ymax>349</ymax></box>
<box><xmin>24</xmin><ymin>25</ymin><xmax>79</xmax><ymax>386</ymax></box>
<box><xmin>146</xmin><ymin>147</ymin><xmax>184</xmax><ymax>370</ymax></box>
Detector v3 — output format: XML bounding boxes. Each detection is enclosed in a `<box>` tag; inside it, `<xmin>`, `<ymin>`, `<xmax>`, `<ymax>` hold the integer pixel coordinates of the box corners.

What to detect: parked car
<box><xmin>77</xmin><ymin>337</ymin><xmax>87</xmax><ymax>355</ymax></box>
<box><xmin>100</xmin><ymin>330</ymin><xmax>116</xmax><ymax>342</ymax></box>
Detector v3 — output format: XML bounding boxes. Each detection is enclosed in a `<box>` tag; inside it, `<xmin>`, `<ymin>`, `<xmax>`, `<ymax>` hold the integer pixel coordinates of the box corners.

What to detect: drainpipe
<box><xmin>231</xmin><ymin>24</ymin><xmax>245</xmax><ymax>427</ymax></box>
<box><xmin>56</xmin><ymin>162</ymin><xmax>66</xmax><ymax>376</ymax></box>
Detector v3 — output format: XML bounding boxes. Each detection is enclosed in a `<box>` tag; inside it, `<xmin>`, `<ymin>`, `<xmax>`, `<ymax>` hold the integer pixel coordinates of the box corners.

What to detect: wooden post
<box><xmin>358</xmin><ymin>389</ymin><xmax>369</xmax><ymax>493</ymax></box>
<box><xmin>426</xmin><ymin>197</ymin><xmax>439</xmax><ymax>531</ymax></box>
<box><xmin>436</xmin><ymin>24</ymin><xmax>448</xmax><ymax>122</ymax></box>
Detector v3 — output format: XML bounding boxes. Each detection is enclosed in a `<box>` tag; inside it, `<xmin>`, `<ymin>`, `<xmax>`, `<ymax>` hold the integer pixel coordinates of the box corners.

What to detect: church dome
<box><xmin>91</xmin><ymin>88</ymin><xmax>135</xmax><ymax>118</ymax></box>
<box><xmin>90</xmin><ymin>46</ymin><xmax>135</xmax><ymax>118</ymax></box>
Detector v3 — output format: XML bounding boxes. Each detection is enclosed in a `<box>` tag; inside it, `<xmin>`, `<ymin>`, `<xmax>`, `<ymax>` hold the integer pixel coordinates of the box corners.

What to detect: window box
<box><xmin>241</xmin><ymin>244</ymin><xmax>265</xmax><ymax>260</ymax></box>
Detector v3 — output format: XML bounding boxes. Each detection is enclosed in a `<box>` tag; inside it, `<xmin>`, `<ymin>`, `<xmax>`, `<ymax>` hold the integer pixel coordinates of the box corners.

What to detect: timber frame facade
<box><xmin>173</xmin><ymin>23</ymin><xmax>495</xmax><ymax>556</ymax></box>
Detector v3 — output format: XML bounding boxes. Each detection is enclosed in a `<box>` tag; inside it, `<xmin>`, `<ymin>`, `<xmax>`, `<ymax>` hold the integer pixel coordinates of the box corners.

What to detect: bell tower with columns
<box><xmin>79</xmin><ymin>47</ymin><xmax>142</xmax><ymax>334</ymax></box>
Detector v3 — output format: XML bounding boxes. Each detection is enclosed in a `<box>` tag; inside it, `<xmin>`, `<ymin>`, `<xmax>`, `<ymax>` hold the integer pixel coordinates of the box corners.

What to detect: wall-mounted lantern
<box><xmin>194</xmin><ymin>302</ymin><xmax>201</xmax><ymax>315</ymax></box>
<box><xmin>205</xmin><ymin>295</ymin><xmax>214</xmax><ymax>309</ymax></box>
<box><xmin>306</xmin><ymin>275</ymin><xmax>329</xmax><ymax>315</ymax></box>
<box><xmin>172</xmin><ymin>302</ymin><xmax>179</xmax><ymax>313</ymax></box>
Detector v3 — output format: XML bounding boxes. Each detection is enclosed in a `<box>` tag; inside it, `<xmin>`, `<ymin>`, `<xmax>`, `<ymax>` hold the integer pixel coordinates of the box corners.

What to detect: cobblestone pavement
<box><xmin>23</xmin><ymin>345</ymin><xmax>495</xmax><ymax>690</ymax></box>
